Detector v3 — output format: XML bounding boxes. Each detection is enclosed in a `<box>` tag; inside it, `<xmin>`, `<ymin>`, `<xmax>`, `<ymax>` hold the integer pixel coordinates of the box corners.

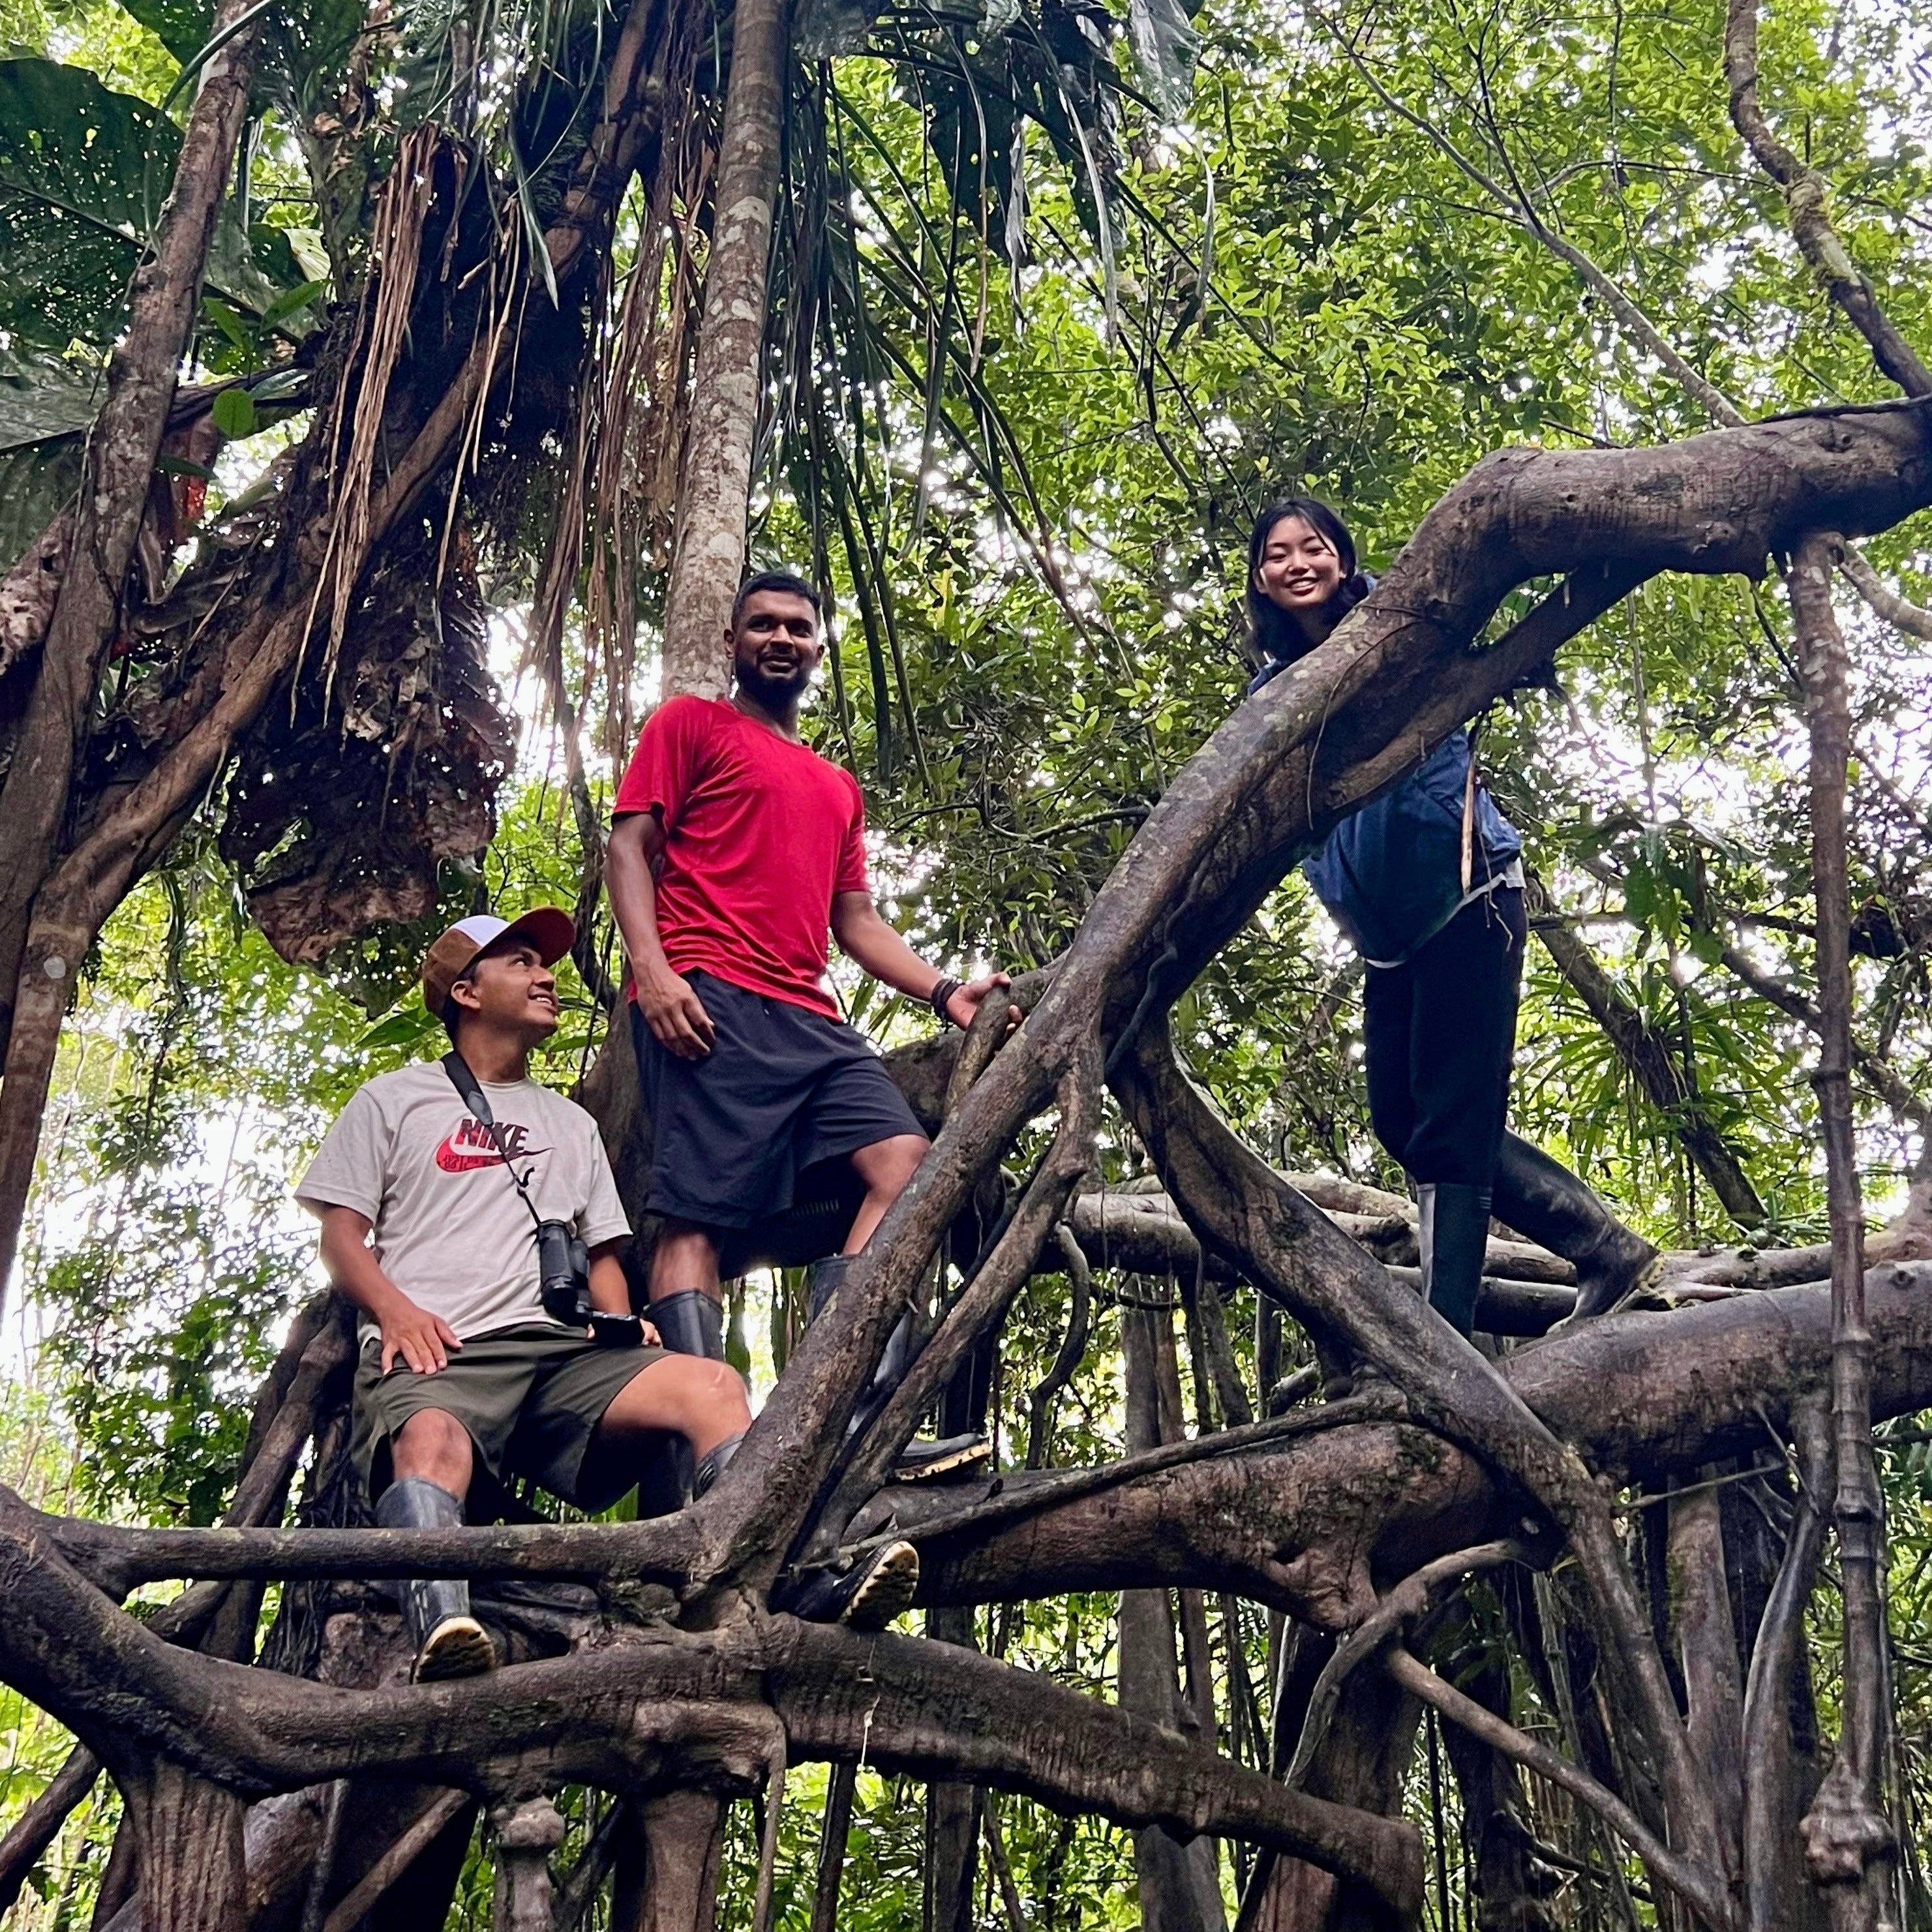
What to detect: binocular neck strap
<box><xmin>440</xmin><ymin>1050</ymin><xmax>545</xmax><ymax>1233</ymax></box>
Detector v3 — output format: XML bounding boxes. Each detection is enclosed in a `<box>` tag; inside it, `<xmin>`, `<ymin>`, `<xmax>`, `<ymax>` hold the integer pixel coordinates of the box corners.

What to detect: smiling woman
<box><xmin>1239</xmin><ymin>497</ymin><xmax>1659</xmax><ymax>1343</ymax></box>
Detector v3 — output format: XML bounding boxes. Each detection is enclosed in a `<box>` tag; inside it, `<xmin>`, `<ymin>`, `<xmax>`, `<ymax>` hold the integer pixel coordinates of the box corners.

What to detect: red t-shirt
<box><xmin>612</xmin><ymin>696</ymin><xmax>868</xmax><ymax>1019</ymax></box>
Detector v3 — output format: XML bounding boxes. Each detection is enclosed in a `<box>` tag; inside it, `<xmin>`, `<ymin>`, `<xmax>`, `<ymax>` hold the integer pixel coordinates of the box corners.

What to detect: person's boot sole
<box><xmin>892</xmin><ymin>1438</ymin><xmax>993</xmax><ymax>1483</ymax></box>
<box><xmin>841</xmin><ymin>1541</ymin><xmax>920</xmax><ymax>1629</ymax></box>
<box><xmin>414</xmin><ymin>1615</ymin><xmax>497</xmax><ymax>1682</ymax></box>
<box><xmin>1556</xmin><ymin>1251</ymin><xmax>1672</xmax><ymax>1331</ymax></box>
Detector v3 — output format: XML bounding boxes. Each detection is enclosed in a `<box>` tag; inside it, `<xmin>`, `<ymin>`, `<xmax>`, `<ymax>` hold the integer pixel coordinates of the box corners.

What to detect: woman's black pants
<box><xmin>1361</xmin><ymin>886</ymin><xmax>1526</xmax><ymax>1188</ymax></box>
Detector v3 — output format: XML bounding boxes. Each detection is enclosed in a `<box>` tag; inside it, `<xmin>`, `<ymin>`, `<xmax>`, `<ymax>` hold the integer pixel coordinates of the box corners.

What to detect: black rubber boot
<box><xmin>692</xmin><ymin>1431</ymin><xmax>744</xmax><ymax>1499</ymax></box>
<box><xmin>1490</xmin><ymin>1132</ymin><xmax>1663</xmax><ymax>1321</ymax></box>
<box><xmin>646</xmin><ymin>1290</ymin><xmax>725</xmax><ymax>1503</ymax></box>
<box><xmin>651</xmin><ymin>1288</ymin><xmax>725</xmax><ymax>1359</ymax></box>
<box><xmin>770</xmin><ymin>1539</ymin><xmax>922</xmax><ymax>1629</ymax></box>
<box><xmin>808</xmin><ymin>1256</ymin><xmax>991</xmax><ymax>1483</ymax></box>
<box><xmin>376</xmin><ymin>1477</ymin><xmax>496</xmax><ymax>1682</ymax></box>
<box><xmin>1417</xmin><ymin>1183</ymin><xmax>1492</xmax><ymax>1338</ymax></box>
<box><xmin>807</xmin><ymin>1252</ymin><xmax>854</xmax><ymax>1320</ymax></box>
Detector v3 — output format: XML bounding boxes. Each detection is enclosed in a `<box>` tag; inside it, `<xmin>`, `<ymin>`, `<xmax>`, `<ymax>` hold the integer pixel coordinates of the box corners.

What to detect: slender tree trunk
<box><xmin>491</xmin><ymin>1800</ymin><xmax>566</xmax><ymax>1932</ymax></box>
<box><xmin>1120</xmin><ymin>1300</ymin><xmax>1228</xmax><ymax>1932</ymax></box>
<box><xmin>1789</xmin><ymin>535</ymin><xmax>1897</xmax><ymax>1926</ymax></box>
<box><xmin>1743</xmin><ymin>1403</ymin><xmax>1833</xmax><ymax>1932</ymax></box>
<box><xmin>121</xmin><ymin>1760</ymin><xmax>248</xmax><ymax>1932</ymax></box>
<box><xmin>657</xmin><ymin>0</ymin><xmax>789</xmax><ymax>696</ymax></box>
<box><xmin>0</xmin><ymin>0</ymin><xmax>261</xmax><ymax>1055</ymax></box>
<box><xmin>925</xmin><ymin>1605</ymin><xmax>984</xmax><ymax>1932</ymax></box>
<box><xmin>612</xmin><ymin>1791</ymin><xmax>727</xmax><ymax>1932</ymax></box>
<box><xmin>1668</xmin><ymin>1479</ymin><xmax>1745</xmax><ymax>1897</ymax></box>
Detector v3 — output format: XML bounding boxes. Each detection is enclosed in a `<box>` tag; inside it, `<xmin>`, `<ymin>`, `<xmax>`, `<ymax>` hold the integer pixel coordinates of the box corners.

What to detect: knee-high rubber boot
<box><xmin>1417</xmin><ymin>1183</ymin><xmax>1492</xmax><ymax>1338</ymax></box>
<box><xmin>1490</xmin><ymin>1132</ymin><xmax>1663</xmax><ymax>1321</ymax></box>
<box><xmin>807</xmin><ymin>1256</ymin><xmax>990</xmax><ymax>1482</ymax></box>
<box><xmin>648</xmin><ymin>1289</ymin><xmax>725</xmax><ymax>1500</ymax></box>
<box><xmin>651</xmin><ymin>1288</ymin><xmax>725</xmax><ymax>1360</ymax></box>
<box><xmin>376</xmin><ymin>1477</ymin><xmax>496</xmax><ymax>1682</ymax></box>
<box><xmin>693</xmin><ymin>1432</ymin><xmax>744</xmax><ymax>1498</ymax></box>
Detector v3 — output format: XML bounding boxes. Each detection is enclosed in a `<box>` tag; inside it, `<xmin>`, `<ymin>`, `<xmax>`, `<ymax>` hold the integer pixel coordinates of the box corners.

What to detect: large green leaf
<box><xmin>0</xmin><ymin>353</ymin><xmax>105</xmax><ymax>575</ymax></box>
<box><xmin>117</xmin><ymin>0</ymin><xmax>215</xmax><ymax>66</ymax></box>
<box><xmin>0</xmin><ymin>58</ymin><xmax>301</xmax><ymax>352</ymax></box>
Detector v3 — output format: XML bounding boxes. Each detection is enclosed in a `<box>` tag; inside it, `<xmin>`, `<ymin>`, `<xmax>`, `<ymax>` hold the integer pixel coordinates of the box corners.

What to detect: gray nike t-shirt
<box><xmin>297</xmin><ymin>1061</ymin><xmax>630</xmax><ymax>1340</ymax></box>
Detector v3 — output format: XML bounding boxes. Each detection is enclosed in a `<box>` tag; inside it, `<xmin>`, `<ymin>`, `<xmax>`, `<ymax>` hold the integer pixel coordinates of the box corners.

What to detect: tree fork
<box><xmin>1789</xmin><ymin>534</ymin><xmax>1897</xmax><ymax>1922</ymax></box>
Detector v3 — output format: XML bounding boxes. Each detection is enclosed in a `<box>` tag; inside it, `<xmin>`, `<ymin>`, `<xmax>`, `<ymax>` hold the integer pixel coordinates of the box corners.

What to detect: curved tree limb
<box><xmin>1114</xmin><ymin>1018</ymin><xmax>1725</xmax><ymax>1881</ymax></box>
<box><xmin>1725</xmin><ymin>0</ymin><xmax>1932</xmax><ymax>397</ymax></box>
<box><xmin>1382</xmin><ymin>1647</ymin><xmax>1735</xmax><ymax>1930</ymax></box>
<box><xmin>1024</xmin><ymin>1224</ymin><xmax>1094</xmax><ymax>1468</ymax></box>
<box><xmin>1284</xmin><ymin>1542</ymin><xmax>1528</xmax><ymax>1790</ymax></box>
<box><xmin>0</xmin><ymin>0</ymin><xmax>264</xmax><ymax>1061</ymax></box>
<box><xmin>1837</xmin><ymin>544</ymin><xmax>1932</xmax><ymax>642</ymax></box>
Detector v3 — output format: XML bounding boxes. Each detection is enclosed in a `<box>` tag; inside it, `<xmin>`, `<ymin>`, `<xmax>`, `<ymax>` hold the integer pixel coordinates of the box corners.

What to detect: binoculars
<box><xmin>537</xmin><ymin>1220</ymin><xmax>641</xmax><ymax>1347</ymax></box>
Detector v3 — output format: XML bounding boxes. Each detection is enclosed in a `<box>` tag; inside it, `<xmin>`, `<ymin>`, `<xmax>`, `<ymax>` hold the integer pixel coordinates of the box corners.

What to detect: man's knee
<box><xmin>650</xmin><ymin>1220</ymin><xmax>721</xmax><ymax>1294</ymax></box>
<box><xmin>388</xmin><ymin>1408</ymin><xmax>473</xmax><ymax>1489</ymax></box>
<box><xmin>857</xmin><ymin>1132</ymin><xmax>929</xmax><ymax>1195</ymax></box>
<box><xmin>609</xmin><ymin>1353</ymin><xmax>749</xmax><ymax>1436</ymax></box>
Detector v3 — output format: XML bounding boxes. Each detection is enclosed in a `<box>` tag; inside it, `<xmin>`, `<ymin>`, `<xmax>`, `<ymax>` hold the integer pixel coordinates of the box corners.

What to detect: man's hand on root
<box><xmin>945</xmin><ymin>970</ymin><xmax>1020</xmax><ymax>1033</ymax></box>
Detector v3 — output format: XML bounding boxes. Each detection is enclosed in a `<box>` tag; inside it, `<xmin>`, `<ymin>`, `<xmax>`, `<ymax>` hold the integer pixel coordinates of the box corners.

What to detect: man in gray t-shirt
<box><xmin>299</xmin><ymin>907</ymin><xmax>759</xmax><ymax>1682</ymax></box>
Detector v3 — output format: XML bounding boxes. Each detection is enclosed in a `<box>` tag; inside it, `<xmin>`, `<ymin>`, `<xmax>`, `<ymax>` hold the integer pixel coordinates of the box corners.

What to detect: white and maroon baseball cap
<box><xmin>421</xmin><ymin>907</ymin><xmax>576</xmax><ymax>1022</ymax></box>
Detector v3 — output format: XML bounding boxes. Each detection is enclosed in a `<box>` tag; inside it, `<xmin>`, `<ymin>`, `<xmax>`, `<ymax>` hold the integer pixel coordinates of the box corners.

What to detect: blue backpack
<box><xmin>1246</xmin><ymin>656</ymin><xmax>1521</xmax><ymax>966</ymax></box>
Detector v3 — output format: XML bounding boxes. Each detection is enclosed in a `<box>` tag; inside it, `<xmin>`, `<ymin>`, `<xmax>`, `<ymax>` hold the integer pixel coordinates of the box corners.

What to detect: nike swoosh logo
<box><xmin>435</xmin><ymin>1134</ymin><xmax>550</xmax><ymax>1173</ymax></box>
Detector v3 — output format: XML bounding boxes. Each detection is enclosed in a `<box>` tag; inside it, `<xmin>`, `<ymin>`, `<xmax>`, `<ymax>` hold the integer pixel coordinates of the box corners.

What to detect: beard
<box><xmin>735</xmin><ymin>656</ymin><xmax>812</xmax><ymax>709</ymax></box>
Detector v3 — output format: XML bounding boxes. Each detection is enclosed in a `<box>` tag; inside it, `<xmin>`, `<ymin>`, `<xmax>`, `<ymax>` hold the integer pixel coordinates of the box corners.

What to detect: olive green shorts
<box><xmin>352</xmin><ymin>1322</ymin><xmax>674</xmax><ymax>1513</ymax></box>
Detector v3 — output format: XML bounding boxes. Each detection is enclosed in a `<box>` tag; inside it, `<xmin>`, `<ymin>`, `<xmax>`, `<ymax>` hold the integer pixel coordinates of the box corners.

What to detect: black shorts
<box><xmin>631</xmin><ymin>971</ymin><xmax>925</xmax><ymax>1230</ymax></box>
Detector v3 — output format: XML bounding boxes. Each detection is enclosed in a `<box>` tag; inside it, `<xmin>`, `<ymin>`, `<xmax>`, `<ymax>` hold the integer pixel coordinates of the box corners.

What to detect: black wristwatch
<box><xmin>588</xmin><ymin>1311</ymin><xmax>644</xmax><ymax>1349</ymax></box>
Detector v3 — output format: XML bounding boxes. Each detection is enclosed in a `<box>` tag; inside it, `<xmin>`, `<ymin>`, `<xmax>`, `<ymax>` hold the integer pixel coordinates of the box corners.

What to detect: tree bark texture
<box><xmin>0</xmin><ymin>0</ymin><xmax>262</xmax><ymax>1057</ymax></box>
<box><xmin>121</xmin><ymin>1759</ymin><xmax>249</xmax><ymax>1932</ymax></box>
<box><xmin>1788</xmin><ymin>535</ymin><xmax>1896</xmax><ymax>1925</ymax></box>
<box><xmin>1669</xmin><ymin>1479</ymin><xmax>1745</xmax><ymax>1895</ymax></box>
<box><xmin>658</xmin><ymin>0</ymin><xmax>789</xmax><ymax>696</ymax></box>
<box><xmin>1120</xmin><ymin>1301</ymin><xmax>1230</xmax><ymax>1932</ymax></box>
<box><xmin>614</xmin><ymin>1792</ymin><xmax>726</xmax><ymax>1932</ymax></box>
<box><xmin>491</xmin><ymin>1799</ymin><xmax>566</xmax><ymax>1932</ymax></box>
<box><xmin>923</xmin><ymin>1605</ymin><xmax>984</xmax><ymax>1932</ymax></box>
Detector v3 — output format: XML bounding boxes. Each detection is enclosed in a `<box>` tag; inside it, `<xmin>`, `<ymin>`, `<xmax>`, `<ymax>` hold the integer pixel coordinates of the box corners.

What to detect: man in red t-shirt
<box><xmin>607</xmin><ymin>571</ymin><xmax>1014</xmax><ymax>1493</ymax></box>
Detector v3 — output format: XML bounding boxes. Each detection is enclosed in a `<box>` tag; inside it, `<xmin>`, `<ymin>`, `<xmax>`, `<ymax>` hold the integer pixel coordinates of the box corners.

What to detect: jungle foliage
<box><xmin>3</xmin><ymin>0</ymin><xmax>1932</xmax><ymax>1923</ymax></box>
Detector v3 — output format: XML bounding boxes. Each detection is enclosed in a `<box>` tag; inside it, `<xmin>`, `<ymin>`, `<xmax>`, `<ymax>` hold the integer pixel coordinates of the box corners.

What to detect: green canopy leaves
<box><xmin>0</xmin><ymin>57</ymin><xmax>305</xmax><ymax>351</ymax></box>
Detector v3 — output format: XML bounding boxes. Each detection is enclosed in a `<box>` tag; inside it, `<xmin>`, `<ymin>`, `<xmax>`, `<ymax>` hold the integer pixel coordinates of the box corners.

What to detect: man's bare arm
<box><xmin>830</xmin><ymin>893</ymin><xmax>1014</xmax><ymax>1029</ymax></box>
<box><xmin>607</xmin><ymin>811</ymin><xmax>716</xmax><ymax>1059</ymax></box>
<box><xmin>587</xmin><ymin>1240</ymin><xmax>659</xmax><ymax>1344</ymax></box>
<box><xmin>316</xmin><ymin>1204</ymin><xmax>461</xmax><ymax>1375</ymax></box>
